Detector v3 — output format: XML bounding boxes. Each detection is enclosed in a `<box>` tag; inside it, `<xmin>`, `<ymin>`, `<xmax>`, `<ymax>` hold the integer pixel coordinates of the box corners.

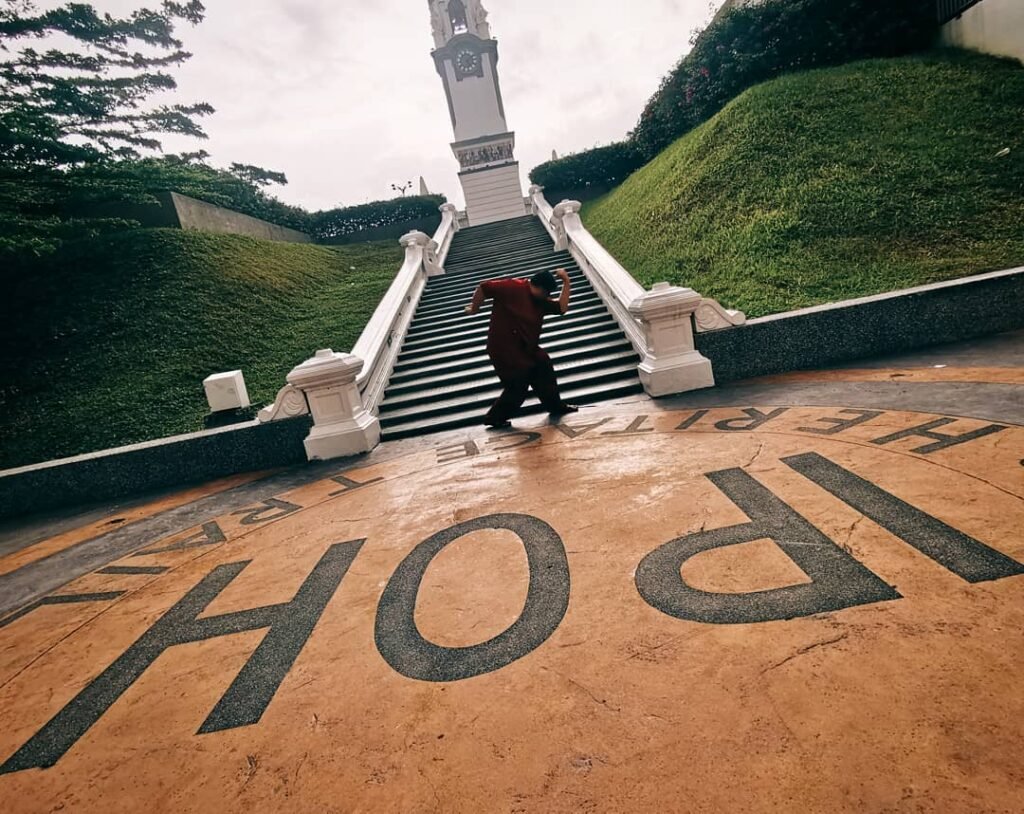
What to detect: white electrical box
<box><xmin>203</xmin><ymin>370</ymin><xmax>250</xmax><ymax>412</ymax></box>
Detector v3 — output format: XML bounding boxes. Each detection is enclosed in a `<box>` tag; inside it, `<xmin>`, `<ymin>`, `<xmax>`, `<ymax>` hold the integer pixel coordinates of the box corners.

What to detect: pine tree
<box><xmin>0</xmin><ymin>0</ymin><xmax>213</xmax><ymax>168</ymax></box>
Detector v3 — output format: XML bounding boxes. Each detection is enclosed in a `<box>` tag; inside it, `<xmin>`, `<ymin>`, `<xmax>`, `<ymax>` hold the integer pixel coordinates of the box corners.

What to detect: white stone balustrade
<box><xmin>258</xmin><ymin>203</ymin><xmax>459</xmax><ymax>461</ymax></box>
<box><xmin>286</xmin><ymin>350</ymin><xmax>380</xmax><ymax>461</ymax></box>
<box><xmin>257</xmin><ymin>384</ymin><xmax>309</xmax><ymax>423</ymax></box>
<box><xmin>353</xmin><ymin>229</ymin><xmax>434</xmax><ymax>413</ymax></box>
<box><xmin>532</xmin><ymin>186</ymin><xmax>738</xmax><ymax>398</ymax></box>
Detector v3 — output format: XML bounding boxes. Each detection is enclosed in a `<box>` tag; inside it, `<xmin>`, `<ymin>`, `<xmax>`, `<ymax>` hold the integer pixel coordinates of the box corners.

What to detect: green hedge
<box><xmin>529</xmin><ymin>142</ymin><xmax>645</xmax><ymax>198</ymax></box>
<box><xmin>308</xmin><ymin>195</ymin><xmax>447</xmax><ymax>241</ymax></box>
<box><xmin>632</xmin><ymin>0</ymin><xmax>937</xmax><ymax>159</ymax></box>
<box><xmin>529</xmin><ymin>0</ymin><xmax>938</xmax><ymax>193</ymax></box>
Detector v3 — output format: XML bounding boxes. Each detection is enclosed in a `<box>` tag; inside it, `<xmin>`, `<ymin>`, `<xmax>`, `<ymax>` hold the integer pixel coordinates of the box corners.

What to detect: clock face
<box><xmin>455</xmin><ymin>49</ymin><xmax>481</xmax><ymax>76</ymax></box>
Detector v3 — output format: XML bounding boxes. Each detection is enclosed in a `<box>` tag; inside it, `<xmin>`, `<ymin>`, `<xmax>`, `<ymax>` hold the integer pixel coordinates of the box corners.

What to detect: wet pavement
<box><xmin>0</xmin><ymin>331</ymin><xmax>1022</xmax><ymax>813</ymax></box>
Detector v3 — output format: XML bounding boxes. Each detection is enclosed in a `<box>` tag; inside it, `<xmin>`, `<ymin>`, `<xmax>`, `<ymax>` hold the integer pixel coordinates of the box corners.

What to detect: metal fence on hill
<box><xmin>936</xmin><ymin>0</ymin><xmax>984</xmax><ymax>24</ymax></box>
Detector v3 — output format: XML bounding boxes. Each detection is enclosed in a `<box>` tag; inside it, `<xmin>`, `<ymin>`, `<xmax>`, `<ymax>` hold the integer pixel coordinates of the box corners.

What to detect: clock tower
<box><xmin>428</xmin><ymin>0</ymin><xmax>526</xmax><ymax>226</ymax></box>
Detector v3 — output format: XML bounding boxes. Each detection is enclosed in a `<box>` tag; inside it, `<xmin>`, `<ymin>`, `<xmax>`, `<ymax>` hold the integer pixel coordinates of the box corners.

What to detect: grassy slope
<box><xmin>583</xmin><ymin>50</ymin><xmax>1024</xmax><ymax>318</ymax></box>
<box><xmin>0</xmin><ymin>230</ymin><xmax>402</xmax><ymax>468</ymax></box>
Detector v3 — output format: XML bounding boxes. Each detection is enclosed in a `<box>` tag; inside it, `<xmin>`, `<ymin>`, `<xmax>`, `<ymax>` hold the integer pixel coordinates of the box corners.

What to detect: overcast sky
<box><xmin>44</xmin><ymin>1</ymin><xmax>724</xmax><ymax>210</ymax></box>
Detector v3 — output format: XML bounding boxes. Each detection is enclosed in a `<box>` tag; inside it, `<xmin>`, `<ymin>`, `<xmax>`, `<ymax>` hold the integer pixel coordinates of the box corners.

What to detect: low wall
<box><xmin>0</xmin><ymin>417</ymin><xmax>313</xmax><ymax>521</ymax></box>
<box><xmin>940</xmin><ymin>0</ymin><xmax>1024</xmax><ymax>63</ymax></box>
<box><xmin>85</xmin><ymin>191</ymin><xmax>312</xmax><ymax>244</ymax></box>
<box><xmin>696</xmin><ymin>267</ymin><xmax>1024</xmax><ymax>383</ymax></box>
<box><xmin>168</xmin><ymin>192</ymin><xmax>312</xmax><ymax>243</ymax></box>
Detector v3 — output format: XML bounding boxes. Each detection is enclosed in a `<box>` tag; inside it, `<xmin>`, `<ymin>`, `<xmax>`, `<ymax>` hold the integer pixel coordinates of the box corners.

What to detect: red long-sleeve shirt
<box><xmin>480</xmin><ymin>278</ymin><xmax>562</xmax><ymax>378</ymax></box>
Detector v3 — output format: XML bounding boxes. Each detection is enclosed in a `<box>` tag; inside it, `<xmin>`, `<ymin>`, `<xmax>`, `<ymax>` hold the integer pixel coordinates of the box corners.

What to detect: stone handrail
<box><xmin>355</xmin><ymin>202</ymin><xmax>460</xmax><ymax>411</ymax></box>
<box><xmin>529</xmin><ymin>186</ymin><xmax>746</xmax><ymax>398</ymax></box>
<box><xmin>428</xmin><ymin>202</ymin><xmax>459</xmax><ymax>274</ymax></box>
<box><xmin>530</xmin><ymin>186</ymin><xmax>648</xmax><ymax>353</ymax></box>
<box><xmin>258</xmin><ymin>203</ymin><xmax>459</xmax><ymax>457</ymax></box>
<box><xmin>528</xmin><ymin>184</ymin><xmax>560</xmax><ymax>244</ymax></box>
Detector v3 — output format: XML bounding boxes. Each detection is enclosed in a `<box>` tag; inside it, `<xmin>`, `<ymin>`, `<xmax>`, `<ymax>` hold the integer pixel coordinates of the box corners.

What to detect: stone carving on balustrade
<box><xmin>694</xmin><ymin>299</ymin><xmax>747</xmax><ymax>332</ymax></box>
<box><xmin>258</xmin><ymin>384</ymin><xmax>310</xmax><ymax>423</ymax></box>
<box><xmin>457</xmin><ymin>141</ymin><xmax>514</xmax><ymax>169</ymax></box>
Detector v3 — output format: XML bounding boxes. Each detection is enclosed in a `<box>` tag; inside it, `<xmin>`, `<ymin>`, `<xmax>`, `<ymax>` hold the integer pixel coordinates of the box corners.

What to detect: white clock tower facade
<box><xmin>428</xmin><ymin>0</ymin><xmax>526</xmax><ymax>226</ymax></box>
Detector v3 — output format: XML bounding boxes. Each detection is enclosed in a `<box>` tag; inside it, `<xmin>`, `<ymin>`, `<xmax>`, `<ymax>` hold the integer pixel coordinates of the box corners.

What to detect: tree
<box><xmin>229</xmin><ymin>163</ymin><xmax>288</xmax><ymax>188</ymax></box>
<box><xmin>0</xmin><ymin>0</ymin><xmax>213</xmax><ymax>168</ymax></box>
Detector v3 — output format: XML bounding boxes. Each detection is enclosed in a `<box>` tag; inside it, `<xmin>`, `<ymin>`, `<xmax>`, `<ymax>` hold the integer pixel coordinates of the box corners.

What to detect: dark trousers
<box><xmin>484</xmin><ymin>356</ymin><xmax>565</xmax><ymax>425</ymax></box>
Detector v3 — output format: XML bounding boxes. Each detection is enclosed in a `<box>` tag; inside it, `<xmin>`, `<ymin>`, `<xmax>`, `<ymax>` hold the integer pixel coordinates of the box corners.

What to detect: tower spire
<box><xmin>428</xmin><ymin>0</ymin><xmax>491</xmax><ymax>49</ymax></box>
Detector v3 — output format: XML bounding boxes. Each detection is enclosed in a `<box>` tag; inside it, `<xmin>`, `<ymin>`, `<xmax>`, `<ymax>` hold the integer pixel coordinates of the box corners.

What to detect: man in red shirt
<box><xmin>466</xmin><ymin>268</ymin><xmax>578</xmax><ymax>428</ymax></box>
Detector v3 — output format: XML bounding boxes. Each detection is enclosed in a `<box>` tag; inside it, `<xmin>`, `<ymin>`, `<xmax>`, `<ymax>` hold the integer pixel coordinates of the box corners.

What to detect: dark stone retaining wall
<box><xmin>2</xmin><ymin>268</ymin><xmax>1021</xmax><ymax>522</ymax></box>
<box><xmin>0</xmin><ymin>417</ymin><xmax>312</xmax><ymax>521</ymax></box>
<box><xmin>696</xmin><ymin>268</ymin><xmax>1024</xmax><ymax>383</ymax></box>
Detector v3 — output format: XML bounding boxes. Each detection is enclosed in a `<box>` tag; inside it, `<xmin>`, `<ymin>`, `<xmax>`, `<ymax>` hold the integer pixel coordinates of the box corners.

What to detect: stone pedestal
<box><xmin>629</xmin><ymin>283</ymin><xmax>715</xmax><ymax>397</ymax></box>
<box><xmin>286</xmin><ymin>349</ymin><xmax>380</xmax><ymax>461</ymax></box>
<box><xmin>203</xmin><ymin>370</ymin><xmax>250</xmax><ymax>412</ymax></box>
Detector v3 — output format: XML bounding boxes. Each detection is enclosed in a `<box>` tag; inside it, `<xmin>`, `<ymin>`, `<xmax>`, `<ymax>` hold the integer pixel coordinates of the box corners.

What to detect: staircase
<box><xmin>377</xmin><ymin>215</ymin><xmax>643</xmax><ymax>439</ymax></box>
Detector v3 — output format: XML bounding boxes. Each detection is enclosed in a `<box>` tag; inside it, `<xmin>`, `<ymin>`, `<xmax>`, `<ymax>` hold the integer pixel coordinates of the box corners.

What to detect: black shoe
<box><xmin>549</xmin><ymin>403</ymin><xmax>579</xmax><ymax>416</ymax></box>
<box><xmin>485</xmin><ymin>419</ymin><xmax>512</xmax><ymax>429</ymax></box>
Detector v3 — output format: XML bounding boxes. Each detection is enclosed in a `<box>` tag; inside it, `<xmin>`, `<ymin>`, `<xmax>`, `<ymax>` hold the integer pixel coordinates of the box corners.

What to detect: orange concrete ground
<box><xmin>0</xmin><ymin>343</ymin><xmax>1022</xmax><ymax>813</ymax></box>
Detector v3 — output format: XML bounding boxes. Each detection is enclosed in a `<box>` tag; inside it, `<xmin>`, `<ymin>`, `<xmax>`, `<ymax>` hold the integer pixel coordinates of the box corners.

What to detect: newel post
<box><xmin>628</xmin><ymin>283</ymin><xmax>715</xmax><ymax>397</ymax></box>
<box><xmin>528</xmin><ymin>184</ymin><xmax>544</xmax><ymax>215</ymax></box>
<box><xmin>550</xmin><ymin>199</ymin><xmax>580</xmax><ymax>251</ymax></box>
<box><xmin>400</xmin><ymin>228</ymin><xmax>437</xmax><ymax>279</ymax></box>
<box><xmin>286</xmin><ymin>349</ymin><xmax>381</xmax><ymax>462</ymax></box>
<box><xmin>426</xmin><ymin>204</ymin><xmax>459</xmax><ymax>277</ymax></box>
<box><xmin>440</xmin><ymin>202</ymin><xmax>460</xmax><ymax>229</ymax></box>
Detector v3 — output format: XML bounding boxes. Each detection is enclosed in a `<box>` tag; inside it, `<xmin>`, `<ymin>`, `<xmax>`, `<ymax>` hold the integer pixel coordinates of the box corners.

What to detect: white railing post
<box><xmin>427</xmin><ymin>203</ymin><xmax>460</xmax><ymax>276</ymax></box>
<box><xmin>286</xmin><ymin>349</ymin><xmax>380</xmax><ymax>461</ymax></box>
<box><xmin>550</xmin><ymin>200</ymin><xmax>573</xmax><ymax>252</ymax></box>
<box><xmin>629</xmin><ymin>283</ymin><xmax>715</xmax><ymax>396</ymax></box>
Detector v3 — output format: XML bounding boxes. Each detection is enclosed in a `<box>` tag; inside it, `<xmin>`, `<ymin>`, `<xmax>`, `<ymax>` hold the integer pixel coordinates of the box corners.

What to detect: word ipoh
<box><xmin>2</xmin><ymin>447</ymin><xmax>1021</xmax><ymax>775</ymax></box>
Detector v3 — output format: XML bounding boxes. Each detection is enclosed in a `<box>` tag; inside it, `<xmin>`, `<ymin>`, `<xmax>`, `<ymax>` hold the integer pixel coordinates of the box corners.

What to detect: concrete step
<box><xmin>396</xmin><ymin>313</ymin><xmax>620</xmax><ymax>362</ymax></box>
<box><xmin>382</xmin><ymin>348</ymin><xmax>639</xmax><ymax>406</ymax></box>
<box><xmin>391</xmin><ymin>325</ymin><xmax>629</xmax><ymax>374</ymax></box>
<box><xmin>441</xmin><ymin>251</ymin><xmax>574</xmax><ymax>280</ymax></box>
<box><xmin>413</xmin><ymin>287</ymin><xmax>591</xmax><ymax>322</ymax></box>
<box><xmin>415</xmin><ymin>268</ymin><xmax>589</xmax><ymax>307</ymax></box>
<box><xmin>380</xmin><ymin>374</ymin><xmax>645</xmax><ymax>440</ymax></box>
<box><xmin>445</xmin><ymin>236</ymin><xmax>554</xmax><ymax>262</ymax></box>
<box><xmin>379</xmin><ymin>362</ymin><xmax>641</xmax><ymax>423</ymax></box>
<box><xmin>386</xmin><ymin>337</ymin><xmax>638</xmax><ymax>391</ymax></box>
<box><xmin>399</xmin><ymin>310</ymin><xmax>617</xmax><ymax>359</ymax></box>
<box><xmin>396</xmin><ymin>314</ymin><xmax>619</xmax><ymax>362</ymax></box>
<box><xmin>405</xmin><ymin>298</ymin><xmax>607</xmax><ymax>342</ymax></box>
<box><xmin>428</xmin><ymin>263</ymin><xmax>583</xmax><ymax>293</ymax></box>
